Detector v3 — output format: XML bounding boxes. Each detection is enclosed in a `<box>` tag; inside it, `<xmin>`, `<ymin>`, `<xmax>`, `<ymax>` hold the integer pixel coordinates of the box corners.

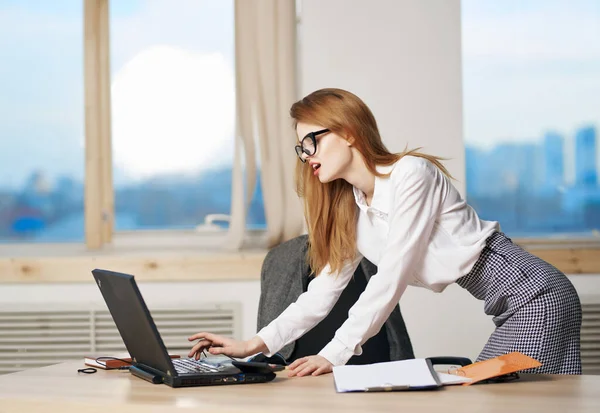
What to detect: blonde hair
<box><xmin>290</xmin><ymin>88</ymin><xmax>451</xmax><ymax>276</ymax></box>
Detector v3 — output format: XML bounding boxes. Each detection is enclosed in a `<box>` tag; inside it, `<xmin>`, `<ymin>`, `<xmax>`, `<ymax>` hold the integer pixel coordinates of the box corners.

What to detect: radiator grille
<box><xmin>0</xmin><ymin>304</ymin><xmax>241</xmax><ymax>374</ymax></box>
<box><xmin>581</xmin><ymin>302</ymin><xmax>600</xmax><ymax>375</ymax></box>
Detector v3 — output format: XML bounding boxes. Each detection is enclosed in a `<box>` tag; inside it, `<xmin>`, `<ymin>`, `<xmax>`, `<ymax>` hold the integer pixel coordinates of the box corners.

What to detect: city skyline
<box><xmin>466</xmin><ymin>123</ymin><xmax>600</xmax><ymax>189</ymax></box>
<box><xmin>2</xmin><ymin>122</ymin><xmax>598</xmax><ymax>242</ymax></box>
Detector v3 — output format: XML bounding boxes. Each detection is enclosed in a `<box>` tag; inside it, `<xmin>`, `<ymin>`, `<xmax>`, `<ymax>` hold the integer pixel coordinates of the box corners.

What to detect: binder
<box><xmin>333</xmin><ymin>358</ymin><xmax>444</xmax><ymax>393</ymax></box>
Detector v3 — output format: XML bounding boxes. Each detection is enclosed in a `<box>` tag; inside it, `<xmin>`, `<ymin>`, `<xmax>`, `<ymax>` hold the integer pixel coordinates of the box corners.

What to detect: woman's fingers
<box><xmin>188</xmin><ymin>332</ymin><xmax>231</xmax><ymax>358</ymax></box>
<box><xmin>208</xmin><ymin>342</ymin><xmax>247</xmax><ymax>357</ymax></box>
<box><xmin>188</xmin><ymin>332</ymin><xmax>221</xmax><ymax>343</ymax></box>
<box><xmin>188</xmin><ymin>339</ymin><xmax>212</xmax><ymax>358</ymax></box>
<box><xmin>295</xmin><ymin>364</ymin><xmax>317</xmax><ymax>377</ymax></box>
<box><xmin>187</xmin><ymin>332</ymin><xmax>252</xmax><ymax>358</ymax></box>
<box><xmin>288</xmin><ymin>357</ymin><xmax>307</xmax><ymax>371</ymax></box>
<box><xmin>288</xmin><ymin>355</ymin><xmax>332</xmax><ymax>377</ymax></box>
<box><xmin>208</xmin><ymin>346</ymin><xmax>227</xmax><ymax>355</ymax></box>
<box><xmin>188</xmin><ymin>340</ymin><xmax>206</xmax><ymax>357</ymax></box>
<box><xmin>288</xmin><ymin>359</ymin><xmax>309</xmax><ymax>377</ymax></box>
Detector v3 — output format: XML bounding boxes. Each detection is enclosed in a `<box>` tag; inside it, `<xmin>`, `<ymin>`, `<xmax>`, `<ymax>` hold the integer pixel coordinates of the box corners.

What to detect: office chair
<box><xmin>256</xmin><ymin>235</ymin><xmax>414</xmax><ymax>365</ymax></box>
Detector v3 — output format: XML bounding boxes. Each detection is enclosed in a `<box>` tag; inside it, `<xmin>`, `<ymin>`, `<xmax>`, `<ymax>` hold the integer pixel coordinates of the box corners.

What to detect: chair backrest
<box><xmin>257</xmin><ymin>235</ymin><xmax>414</xmax><ymax>364</ymax></box>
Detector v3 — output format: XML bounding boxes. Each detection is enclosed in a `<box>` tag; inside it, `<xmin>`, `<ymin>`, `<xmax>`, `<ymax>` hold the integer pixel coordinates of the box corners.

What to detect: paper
<box><xmin>436</xmin><ymin>372</ymin><xmax>472</xmax><ymax>385</ymax></box>
<box><xmin>333</xmin><ymin>359</ymin><xmax>441</xmax><ymax>393</ymax></box>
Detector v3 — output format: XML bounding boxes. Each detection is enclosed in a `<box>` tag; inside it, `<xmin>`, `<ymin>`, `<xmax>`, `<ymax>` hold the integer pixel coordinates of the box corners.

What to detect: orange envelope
<box><xmin>452</xmin><ymin>352</ymin><xmax>542</xmax><ymax>385</ymax></box>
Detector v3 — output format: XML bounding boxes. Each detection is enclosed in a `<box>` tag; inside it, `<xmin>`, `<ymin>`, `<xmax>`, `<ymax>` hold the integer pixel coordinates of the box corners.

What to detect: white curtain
<box><xmin>227</xmin><ymin>0</ymin><xmax>305</xmax><ymax>249</ymax></box>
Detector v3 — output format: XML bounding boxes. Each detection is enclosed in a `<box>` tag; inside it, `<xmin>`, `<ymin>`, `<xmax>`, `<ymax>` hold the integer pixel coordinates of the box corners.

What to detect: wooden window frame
<box><xmin>84</xmin><ymin>0</ymin><xmax>113</xmax><ymax>250</ymax></box>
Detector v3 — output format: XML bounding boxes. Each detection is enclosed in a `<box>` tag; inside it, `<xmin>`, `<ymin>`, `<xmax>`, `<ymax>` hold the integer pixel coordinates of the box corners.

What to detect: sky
<box><xmin>0</xmin><ymin>0</ymin><xmax>598</xmax><ymax>190</ymax></box>
<box><xmin>0</xmin><ymin>0</ymin><xmax>234</xmax><ymax>190</ymax></box>
<box><xmin>461</xmin><ymin>0</ymin><xmax>600</xmax><ymax>148</ymax></box>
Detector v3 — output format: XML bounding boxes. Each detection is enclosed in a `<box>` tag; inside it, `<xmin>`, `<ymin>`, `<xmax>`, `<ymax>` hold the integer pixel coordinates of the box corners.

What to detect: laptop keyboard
<box><xmin>173</xmin><ymin>358</ymin><xmax>224</xmax><ymax>374</ymax></box>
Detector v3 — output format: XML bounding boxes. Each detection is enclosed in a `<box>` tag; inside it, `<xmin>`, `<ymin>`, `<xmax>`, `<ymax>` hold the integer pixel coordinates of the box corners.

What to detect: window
<box><xmin>0</xmin><ymin>0</ymin><xmax>265</xmax><ymax>249</ymax></box>
<box><xmin>0</xmin><ymin>1</ymin><xmax>84</xmax><ymax>243</ymax></box>
<box><xmin>109</xmin><ymin>0</ymin><xmax>264</xmax><ymax>233</ymax></box>
<box><xmin>462</xmin><ymin>0</ymin><xmax>600</xmax><ymax>237</ymax></box>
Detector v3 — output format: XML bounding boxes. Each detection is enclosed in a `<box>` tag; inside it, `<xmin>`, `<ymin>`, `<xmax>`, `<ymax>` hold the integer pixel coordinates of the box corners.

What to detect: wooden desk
<box><xmin>0</xmin><ymin>361</ymin><xmax>598</xmax><ymax>413</ymax></box>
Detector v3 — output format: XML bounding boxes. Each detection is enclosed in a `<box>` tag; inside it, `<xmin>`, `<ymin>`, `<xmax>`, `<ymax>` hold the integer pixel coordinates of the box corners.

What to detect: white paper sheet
<box><xmin>436</xmin><ymin>372</ymin><xmax>472</xmax><ymax>385</ymax></box>
<box><xmin>333</xmin><ymin>359</ymin><xmax>442</xmax><ymax>393</ymax></box>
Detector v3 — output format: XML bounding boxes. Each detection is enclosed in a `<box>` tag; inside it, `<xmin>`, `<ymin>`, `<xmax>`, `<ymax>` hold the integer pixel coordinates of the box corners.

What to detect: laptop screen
<box><xmin>92</xmin><ymin>269</ymin><xmax>176</xmax><ymax>376</ymax></box>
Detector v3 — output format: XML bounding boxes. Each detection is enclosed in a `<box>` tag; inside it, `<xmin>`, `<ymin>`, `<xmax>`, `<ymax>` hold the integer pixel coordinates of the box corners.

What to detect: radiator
<box><xmin>0</xmin><ymin>303</ymin><xmax>241</xmax><ymax>374</ymax></box>
<box><xmin>581</xmin><ymin>300</ymin><xmax>600</xmax><ymax>375</ymax></box>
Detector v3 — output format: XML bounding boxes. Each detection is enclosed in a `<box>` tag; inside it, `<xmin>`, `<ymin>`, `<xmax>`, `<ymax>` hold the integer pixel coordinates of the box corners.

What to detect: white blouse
<box><xmin>256</xmin><ymin>156</ymin><xmax>499</xmax><ymax>366</ymax></box>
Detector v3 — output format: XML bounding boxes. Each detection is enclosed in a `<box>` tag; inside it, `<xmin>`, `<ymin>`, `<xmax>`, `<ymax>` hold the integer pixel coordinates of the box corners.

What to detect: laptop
<box><xmin>92</xmin><ymin>268</ymin><xmax>280</xmax><ymax>387</ymax></box>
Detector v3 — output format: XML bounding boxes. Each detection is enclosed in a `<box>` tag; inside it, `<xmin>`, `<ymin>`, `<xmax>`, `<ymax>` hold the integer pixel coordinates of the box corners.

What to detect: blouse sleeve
<box><xmin>256</xmin><ymin>253</ymin><xmax>363</xmax><ymax>356</ymax></box>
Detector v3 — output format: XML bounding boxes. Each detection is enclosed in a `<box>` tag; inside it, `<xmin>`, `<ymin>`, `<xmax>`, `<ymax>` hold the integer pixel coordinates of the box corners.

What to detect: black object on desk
<box><xmin>129</xmin><ymin>365</ymin><xmax>163</xmax><ymax>384</ymax></box>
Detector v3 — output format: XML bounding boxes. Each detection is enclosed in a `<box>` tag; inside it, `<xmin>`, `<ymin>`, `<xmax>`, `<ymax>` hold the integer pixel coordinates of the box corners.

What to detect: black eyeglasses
<box><xmin>294</xmin><ymin>129</ymin><xmax>330</xmax><ymax>162</ymax></box>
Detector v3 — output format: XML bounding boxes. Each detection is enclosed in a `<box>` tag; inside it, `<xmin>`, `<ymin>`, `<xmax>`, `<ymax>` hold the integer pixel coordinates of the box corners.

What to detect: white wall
<box><xmin>299</xmin><ymin>0</ymin><xmax>466</xmax><ymax>193</ymax></box>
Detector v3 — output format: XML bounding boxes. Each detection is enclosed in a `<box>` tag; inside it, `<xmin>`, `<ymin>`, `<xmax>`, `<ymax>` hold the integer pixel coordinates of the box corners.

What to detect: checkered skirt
<box><xmin>456</xmin><ymin>232</ymin><xmax>582</xmax><ymax>374</ymax></box>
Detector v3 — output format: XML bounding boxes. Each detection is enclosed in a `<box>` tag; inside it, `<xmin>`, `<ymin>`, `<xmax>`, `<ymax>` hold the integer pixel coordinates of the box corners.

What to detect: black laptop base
<box><xmin>131</xmin><ymin>363</ymin><xmax>276</xmax><ymax>387</ymax></box>
<box><xmin>172</xmin><ymin>371</ymin><xmax>276</xmax><ymax>387</ymax></box>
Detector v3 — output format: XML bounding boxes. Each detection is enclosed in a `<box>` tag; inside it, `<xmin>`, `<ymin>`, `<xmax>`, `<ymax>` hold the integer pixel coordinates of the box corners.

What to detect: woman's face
<box><xmin>296</xmin><ymin>122</ymin><xmax>353</xmax><ymax>183</ymax></box>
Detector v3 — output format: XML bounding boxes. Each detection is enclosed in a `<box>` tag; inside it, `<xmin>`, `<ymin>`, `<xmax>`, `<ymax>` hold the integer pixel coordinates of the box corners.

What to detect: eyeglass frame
<box><xmin>294</xmin><ymin>129</ymin><xmax>330</xmax><ymax>162</ymax></box>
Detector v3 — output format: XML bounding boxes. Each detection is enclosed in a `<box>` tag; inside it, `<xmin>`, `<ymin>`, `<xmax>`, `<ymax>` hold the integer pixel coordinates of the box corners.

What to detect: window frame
<box><xmin>85</xmin><ymin>0</ymin><xmax>257</xmax><ymax>251</ymax></box>
<box><xmin>84</xmin><ymin>0</ymin><xmax>112</xmax><ymax>250</ymax></box>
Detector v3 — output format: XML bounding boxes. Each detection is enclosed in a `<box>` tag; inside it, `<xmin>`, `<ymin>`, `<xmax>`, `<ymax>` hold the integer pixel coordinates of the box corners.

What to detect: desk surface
<box><xmin>0</xmin><ymin>361</ymin><xmax>599</xmax><ymax>413</ymax></box>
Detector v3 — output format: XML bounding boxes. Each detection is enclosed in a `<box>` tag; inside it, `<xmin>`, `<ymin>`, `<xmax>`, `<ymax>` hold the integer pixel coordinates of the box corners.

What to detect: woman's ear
<box><xmin>344</xmin><ymin>132</ymin><xmax>355</xmax><ymax>147</ymax></box>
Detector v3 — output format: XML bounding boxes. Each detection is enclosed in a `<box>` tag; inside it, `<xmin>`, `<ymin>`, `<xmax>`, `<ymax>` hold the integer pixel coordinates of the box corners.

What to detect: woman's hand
<box><xmin>187</xmin><ymin>332</ymin><xmax>266</xmax><ymax>359</ymax></box>
<box><xmin>287</xmin><ymin>355</ymin><xmax>333</xmax><ymax>377</ymax></box>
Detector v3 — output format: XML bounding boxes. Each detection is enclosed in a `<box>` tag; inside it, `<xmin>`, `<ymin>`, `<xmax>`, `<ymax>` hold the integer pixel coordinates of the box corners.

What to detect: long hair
<box><xmin>290</xmin><ymin>88</ymin><xmax>451</xmax><ymax>276</ymax></box>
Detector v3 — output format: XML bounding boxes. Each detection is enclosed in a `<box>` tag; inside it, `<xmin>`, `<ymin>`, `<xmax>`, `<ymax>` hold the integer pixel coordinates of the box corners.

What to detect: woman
<box><xmin>188</xmin><ymin>88</ymin><xmax>582</xmax><ymax>377</ymax></box>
